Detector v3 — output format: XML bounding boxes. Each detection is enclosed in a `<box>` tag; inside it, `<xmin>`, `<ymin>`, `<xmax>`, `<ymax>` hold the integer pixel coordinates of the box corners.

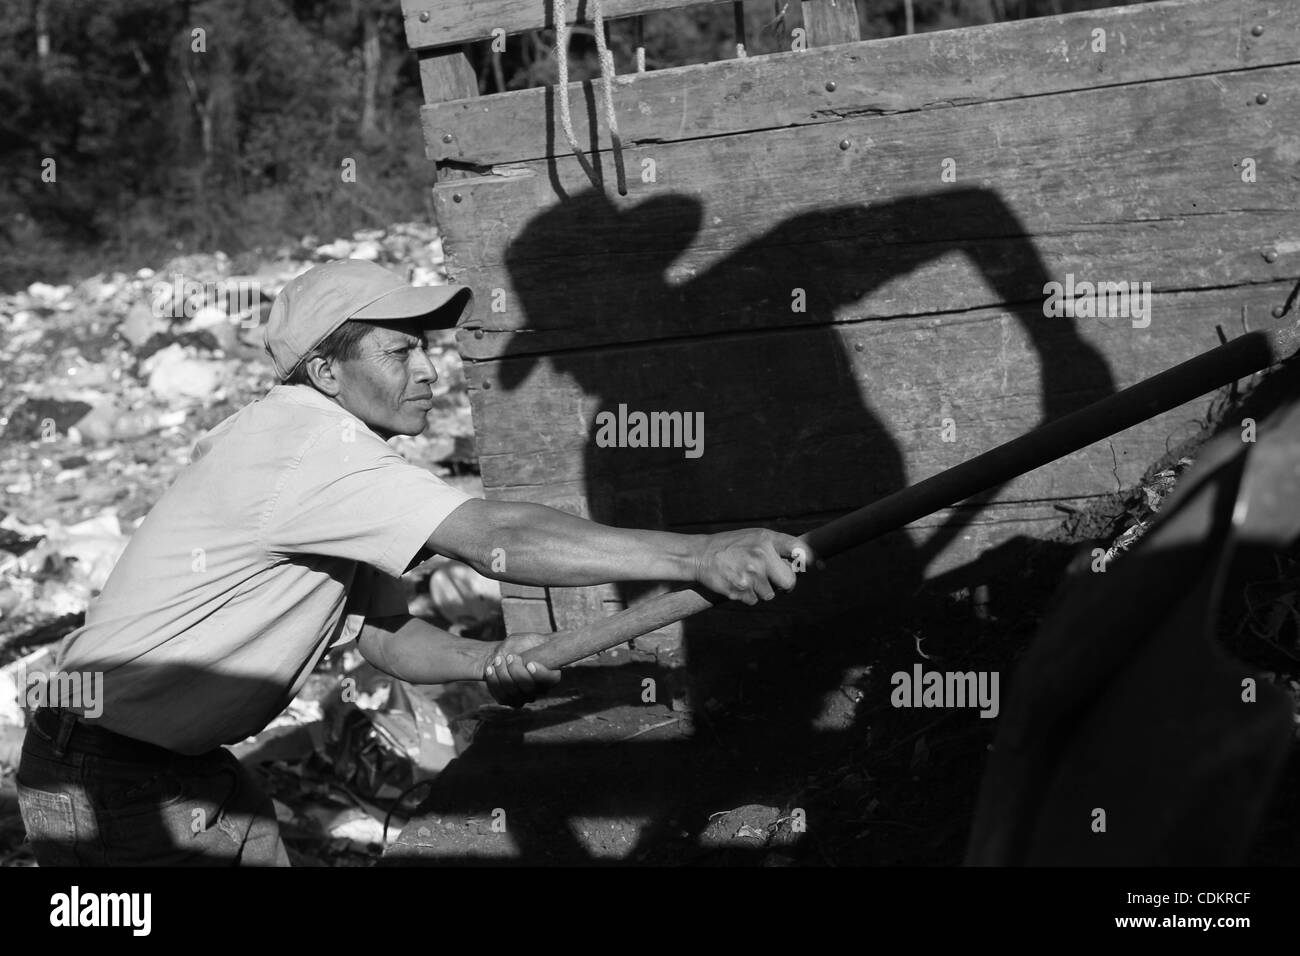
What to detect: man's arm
<box><xmin>357</xmin><ymin>613</ymin><xmax>560</xmax><ymax>706</ymax></box>
<box><xmin>426</xmin><ymin>498</ymin><xmax>805</xmax><ymax>605</ymax></box>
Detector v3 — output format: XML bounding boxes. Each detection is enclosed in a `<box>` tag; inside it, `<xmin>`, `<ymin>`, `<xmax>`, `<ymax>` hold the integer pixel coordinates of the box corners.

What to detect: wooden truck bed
<box><xmin>402</xmin><ymin>0</ymin><xmax>1299</xmax><ymax>652</ymax></box>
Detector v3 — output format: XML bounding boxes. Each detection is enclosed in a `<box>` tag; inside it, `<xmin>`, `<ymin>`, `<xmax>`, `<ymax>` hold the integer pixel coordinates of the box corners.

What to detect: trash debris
<box><xmin>143</xmin><ymin>343</ymin><xmax>231</xmax><ymax>403</ymax></box>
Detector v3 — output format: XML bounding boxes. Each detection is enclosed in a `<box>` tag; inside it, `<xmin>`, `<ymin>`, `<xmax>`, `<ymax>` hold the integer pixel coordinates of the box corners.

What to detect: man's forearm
<box><xmin>483</xmin><ymin>501</ymin><xmax>701</xmax><ymax>586</ymax></box>
<box><xmin>358</xmin><ymin>615</ymin><xmax>490</xmax><ymax>683</ymax></box>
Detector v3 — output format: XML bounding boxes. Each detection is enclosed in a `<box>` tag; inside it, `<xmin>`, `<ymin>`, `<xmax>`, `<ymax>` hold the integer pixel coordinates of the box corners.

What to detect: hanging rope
<box><xmin>553</xmin><ymin>0</ymin><xmax>628</xmax><ymax>195</ymax></box>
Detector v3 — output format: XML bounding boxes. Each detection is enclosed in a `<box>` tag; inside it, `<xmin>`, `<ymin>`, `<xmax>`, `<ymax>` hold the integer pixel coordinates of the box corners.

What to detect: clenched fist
<box><xmin>692</xmin><ymin>529</ymin><xmax>813</xmax><ymax>605</ymax></box>
<box><xmin>479</xmin><ymin>632</ymin><xmax>563</xmax><ymax>708</ymax></box>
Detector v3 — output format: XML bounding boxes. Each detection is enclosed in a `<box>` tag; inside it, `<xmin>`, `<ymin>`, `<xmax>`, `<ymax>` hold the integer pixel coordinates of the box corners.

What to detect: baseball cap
<box><xmin>263</xmin><ymin>259</ymin><xmax>475</xmax><ymax>380</ymax></box>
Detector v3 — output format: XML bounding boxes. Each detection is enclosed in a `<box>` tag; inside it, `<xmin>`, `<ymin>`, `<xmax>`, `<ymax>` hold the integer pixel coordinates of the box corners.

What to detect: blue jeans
<box><xmin>17</xmin><ymin>707</ymin><xmax>290</xmax><ymax>866</ymax></box>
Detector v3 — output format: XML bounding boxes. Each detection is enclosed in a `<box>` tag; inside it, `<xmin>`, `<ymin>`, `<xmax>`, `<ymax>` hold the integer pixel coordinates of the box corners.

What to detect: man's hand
<box><xmin>479</xmin><ymin>632</ymin><xmax>562</xmax><ymax>708</ymax></box>
<box><xmin>693</xmin><ymin>529</ymin><xmax>810</xmax><ymax>604</ymax></box>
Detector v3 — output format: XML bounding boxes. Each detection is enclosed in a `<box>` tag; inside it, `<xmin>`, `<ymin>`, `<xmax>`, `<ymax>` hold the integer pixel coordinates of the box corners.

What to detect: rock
<box><xmin>699</xmin><ymin>804</ymin><xmax>783</xmax><ymax>849</ymax></box>
<box><xmin>351</xmin><ymin>240</ymin><xmax>382</xmax><ymax>262</ymax></box>
<box><xmin>70</xmin><ymin>402</ymin><xmax>186</xmax><ymax>443</ymax></box>
<box><xmin>32</xmin><ymin>579</ymin><xmax>94</xmax><ymax>617</ymax></box>
<box><xmin>3</xmin><ymin>397</ymin><xmax>94</xmax><ymax>441</ymax></box>
<box><xmin>409</xmin><ymin>266</ymin><xmax>443</xmax><ymax>287</ymax></box>
<box><xmin>16</xmin><ymin>510</ymin><xmax>127</xmax><ymax>593</ymax></box>
<box><xmin>138</xmin><ymin>328</ymin><xmax>222</xmax><ymax>359</ymax></box>
<box><xmin>119</xmin><ymin>299</ymin><xmax>169</xmax><ymax>349</ymax></box>
<box><xmin>160</xmin><ymin>253</ymin><xmax>229</xmax><ymax>282</ymax></box>
<box><xmin>186</xmin><ymin>304</ymin><xmax>230</xmax><ymax>331</ymax></box>
<box><xmin>177</xmin><ymin>305</ymin><xmax>243</xmax><ymax>354</ymax></box>
<box><xmin>27</xmin><ymin>282</ymin><xmax>70</xmax><ymax>305</ymax></box>
<box><xmin>56</xmin><ymin>349</ymin><xmax>114</xmax><ymax>389</ymax></box>
<box><xmin>144</xmin><ymin>343</ymin><xmax>230</xmax><ymax>402</ymax></box>
<box><xmin>0</xmin><ymin>723</ymin><xmax>25</xmax><ymax>768</ymax></box>
<box><xmin>0</xmin><ymin>646</ymin><xmax>58</xmax><ymax>726</ymax></box>
<box><xmin>77</xmin><ymin>274</ymin><xmax>124</xmax><ymax>305</ymax></box>
<box><xmin>68</xmin><ymin>401</ymin><xmax>125</xmax><ymax>444</ymax></box>
<box><xmin>315</xmin><ymin>239</ymin><xmax>353</xmax><ymax>260</ymax></box>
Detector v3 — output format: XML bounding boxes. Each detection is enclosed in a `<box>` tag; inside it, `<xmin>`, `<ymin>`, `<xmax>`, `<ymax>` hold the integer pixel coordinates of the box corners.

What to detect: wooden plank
<box><xmin>502</xmin><ymin>595</ymin><xmax>554</xmax><ymax>634</ymax></box>
<box><xmin>421</xmin><ymin>0</ymin><xmax>1295</xmax><ymax>165</ymax></box>
<box><xmin>417</xmin><ymin>48</ymin><xmax>480</xmax><ymax>186</ymax></box>
<box><xmin>402</xmin><ymin>0</ymin><xmax>729</xmax><ymax>51</ymax></box>
<box><xmin>800</xmin><ymin>0</ymin><xmax>860</xmax><ymax>48</ymax></box>
<box><xmin>435</xmin><ymin>64</ymin><xmax>1300</xmax><ymax>361</ymax></box>
<box><xmin>467</xmin><ymin>283</ymin><xmax>1291</xmax><ymax>527</ymax></box>
<box><xmin>418</xmin><ymin>47</ymin><xmax>479</xmax><ymax>104</ymax></box>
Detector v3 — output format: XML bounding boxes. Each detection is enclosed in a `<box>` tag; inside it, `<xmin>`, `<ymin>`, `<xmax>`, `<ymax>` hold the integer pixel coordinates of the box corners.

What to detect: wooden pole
<box><xmin>522</xmin><ymin>321</ymin><xmax>1300</xmax><ymax>670</ymax></box>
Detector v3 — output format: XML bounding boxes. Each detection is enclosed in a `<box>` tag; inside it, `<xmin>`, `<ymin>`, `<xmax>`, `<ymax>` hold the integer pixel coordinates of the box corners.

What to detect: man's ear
<box><xmin>305</xmin><ymin>355</ymin><xmax>342</xmax><ymax>396</ymax></box>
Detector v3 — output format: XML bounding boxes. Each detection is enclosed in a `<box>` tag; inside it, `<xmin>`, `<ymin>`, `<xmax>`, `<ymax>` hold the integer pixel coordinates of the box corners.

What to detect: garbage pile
<box><xmin>0</xmin><ymin>221</ymin><xmax>508</xmax><ymax>865</ymax></box>
<box><xmin>0</xmin><ymin>222</ymin><xmax>485</xmax><ymax>657</ymax></box>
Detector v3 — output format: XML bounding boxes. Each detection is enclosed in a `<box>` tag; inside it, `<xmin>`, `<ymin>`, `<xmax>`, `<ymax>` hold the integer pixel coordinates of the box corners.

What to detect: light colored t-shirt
<box><xmin>56</xmin><ymin>384</ymin><xmax>474</xmax><ymax>754</ymax></box>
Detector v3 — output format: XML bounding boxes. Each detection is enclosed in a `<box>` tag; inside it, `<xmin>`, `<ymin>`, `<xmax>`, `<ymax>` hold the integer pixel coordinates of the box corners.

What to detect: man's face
<box><xmin>330</xmin><ymin>319</ymin><xmax>439</xmax><ymax>439</ymax></box>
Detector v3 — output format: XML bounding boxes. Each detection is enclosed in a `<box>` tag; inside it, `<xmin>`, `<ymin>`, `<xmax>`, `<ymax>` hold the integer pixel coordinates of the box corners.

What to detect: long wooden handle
<box><xmin>522</xmin><ymin>324</ymin><xmax>1299</xmax><ymax>670</ymax></box>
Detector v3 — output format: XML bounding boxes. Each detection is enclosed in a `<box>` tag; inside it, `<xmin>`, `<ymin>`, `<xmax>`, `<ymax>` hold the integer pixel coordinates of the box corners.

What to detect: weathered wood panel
<box><xmin>418</xmin><ymin>47</ymin><xmax>479</xmax><ymax>105</ymax></box>
<box><xmin>402</xmin><ymin>0</ymin><xmax>729</xmax><ymax>51</ymax></box>
<box><xmin>501</xmin><ymin>595</ymin><xmax>554</xmax><ymax>634</ymax></box>
<box><xmin>404</xmin><ymin>0</ymin><xmax>1300</xmax><ymax>642</ymax></box>
<box><xmin>470</xmin><ymin>282</ymin><xmax>1293</xmax><ymax>637</ymax></box>
<box><xmin>434</xmin><ymin>65</ymin><xmax>1300</xmax><ymax>362</ymax></box>
<box><xmin>418</xmin><ymin>48</ymin><xmax>481</xmax><ymax>183</ymax></box>
<box><xmin>800</xmin><ymin>0</ymin><xmax>860</xmax><ymax>49</ymax></box>
<box><xmin>423</xmin><ymin>0</ymin><xmax>1295</xmax><ymax>165</ymax></box>
<box><xmin>468</xmin><ymin>283</ymin><xmax>1287</xmax><ymax>504</ymax></box>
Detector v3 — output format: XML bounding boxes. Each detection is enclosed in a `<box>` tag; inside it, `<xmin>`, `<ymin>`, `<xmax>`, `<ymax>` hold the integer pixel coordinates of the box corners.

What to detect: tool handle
<box><xmin>522</xmin><ymin>586</ymin><xmax>719</xmax><ymax>670</ymax></box>
<box><xmin>522</xmin><ymin>326</ymin><xmax>1294</xmax><ymax>670</ymax></box>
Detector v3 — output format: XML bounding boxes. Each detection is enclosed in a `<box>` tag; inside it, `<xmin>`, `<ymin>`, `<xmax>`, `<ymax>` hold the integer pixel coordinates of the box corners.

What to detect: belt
<box><xmin>31</xmin><ymin>707</ymin><xmax>200</xmax><ymax>765</ymax></box>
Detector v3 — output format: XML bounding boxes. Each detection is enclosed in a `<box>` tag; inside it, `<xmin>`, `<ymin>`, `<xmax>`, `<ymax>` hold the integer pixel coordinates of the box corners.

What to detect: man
<box><xmin>16</xmin><ymin>258</ymin><xmax>803</xmax><ymax>866</ymax></box>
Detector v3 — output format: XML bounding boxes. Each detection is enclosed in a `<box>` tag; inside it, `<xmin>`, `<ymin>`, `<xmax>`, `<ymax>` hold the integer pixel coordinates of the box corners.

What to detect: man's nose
<box><xmin>412</xmin><ymin>348</ymin><xmax>438</xmax><ymax>383</ymax></box>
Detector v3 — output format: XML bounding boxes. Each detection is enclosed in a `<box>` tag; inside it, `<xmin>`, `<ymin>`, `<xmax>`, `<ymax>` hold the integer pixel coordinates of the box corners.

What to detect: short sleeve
<box><xmin>352</xmin><ymin>565</ymin><xmax>411</xmax><ymax>619</ymax></box>
<box><xmin>330</xmin><ymin>565</ymin><xmax>412</xmax><ymax>649</ymax></box>
<box><xmin>262</xmin><ymin>424</ymin><xmax>474</xmax><ymax>578</ymax></box>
